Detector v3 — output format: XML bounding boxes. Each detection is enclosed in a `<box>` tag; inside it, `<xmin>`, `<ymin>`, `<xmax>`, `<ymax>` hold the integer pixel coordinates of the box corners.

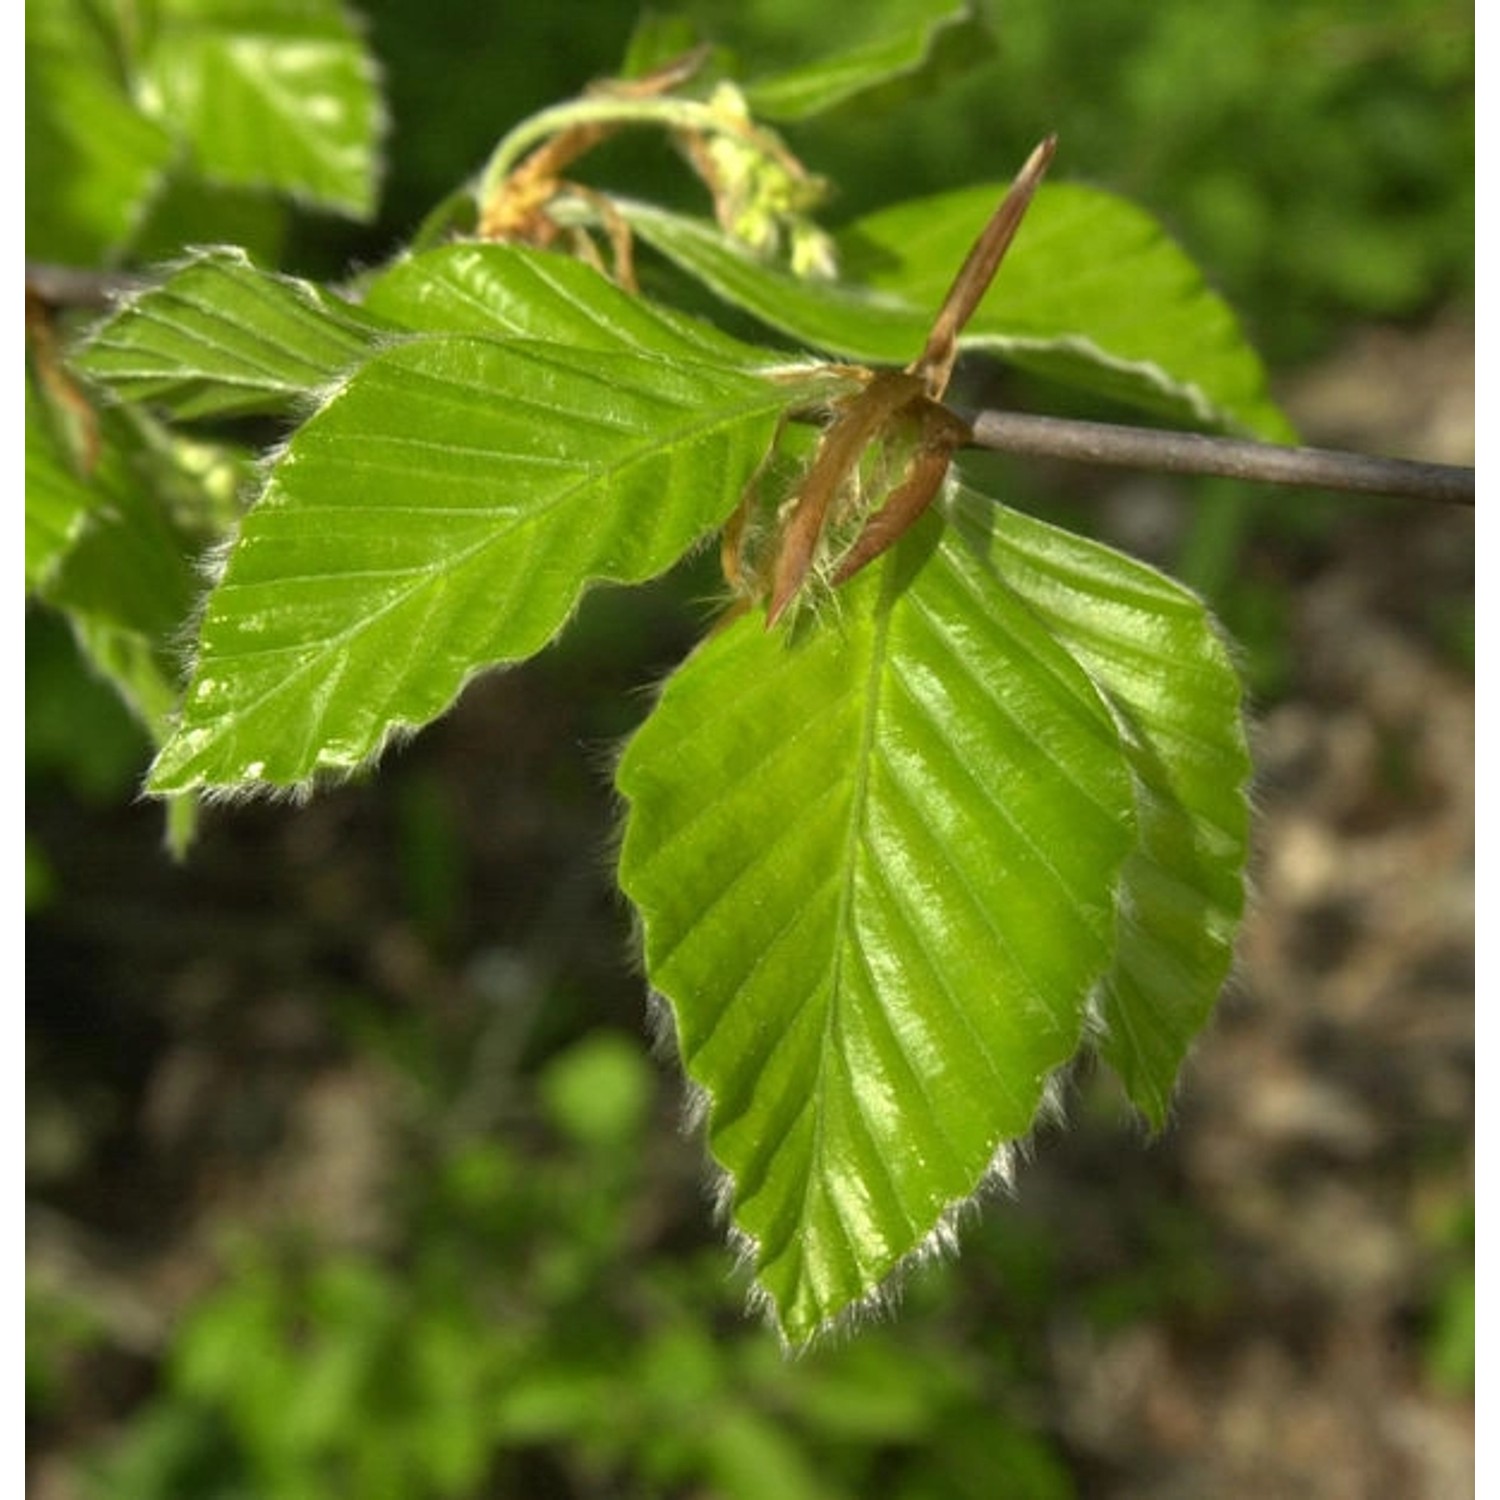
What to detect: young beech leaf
<box><xmin>363</xmin><ymin>242</ymin><xmax>766</xmax><ymax>369</ymax></box>
<box><xmin>944</xmin><ymin>484</ymin><xmax>1251</xmax><ymax>1124</ymax></box>
<box><xmin>148</xmin><ymin>337</ymin><xmax>837</xmax><ymax>793</ymax></box>
<box><xmin>75</xmin><ymin>240</ymin><xmax>777</xmax><ymax>427</ymax></box>
<box><xmin>76</xmin><ymin>248</ymin><xmax>394</xmax><ymax>420</ymax></box>
<box><xmin>616</xmin><ymin>502</ymin><xmax>1140</xmax><ymax>1346</ymax></box>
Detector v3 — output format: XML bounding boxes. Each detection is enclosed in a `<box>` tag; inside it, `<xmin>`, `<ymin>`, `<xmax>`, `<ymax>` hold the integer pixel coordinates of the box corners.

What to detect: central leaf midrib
<box><xmin>787</xmin><ymin>578</ymin><xmax>898</xmax><ymax>1301</ymax></box>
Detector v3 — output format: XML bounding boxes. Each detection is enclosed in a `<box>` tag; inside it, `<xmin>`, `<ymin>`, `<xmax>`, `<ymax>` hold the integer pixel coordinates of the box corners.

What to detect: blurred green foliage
<box><xmin>72</xmin><ymin>1027</ymin><xmax>1082</xmax><ymax>1499</ymax></box>
<box><xmin>26</xmin><ymin>611</ymin><xmax>150</xmax><ymax>806</ymax></box>
<box><xmin>27</xmin><ymin>1283</ymin><xmax>110</xmax><ymax>1423</ymax></box>
<box><xmin>1421</xmin><ymin>1195</ymin><xmax>1474</xmax><ymax>1397</ymax></box>
<box><xmin>357</xmin><ymin>0</ymin><xmax>1471</xmax><ymax>365</ymax></box>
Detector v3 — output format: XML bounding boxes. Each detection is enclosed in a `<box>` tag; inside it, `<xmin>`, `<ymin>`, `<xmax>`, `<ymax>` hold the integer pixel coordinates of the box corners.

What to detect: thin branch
<box><xmin>963</xmin><ymin>408</ymin><xmax>1474</xmax><ymax>508</ymax></box>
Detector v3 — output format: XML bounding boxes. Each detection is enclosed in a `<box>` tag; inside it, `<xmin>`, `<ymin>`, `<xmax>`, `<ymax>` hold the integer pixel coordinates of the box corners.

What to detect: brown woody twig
<box><xmin>962</xmin><ymin>409</ymin><xmax>1474</xmax><ymax>507</ymax></box>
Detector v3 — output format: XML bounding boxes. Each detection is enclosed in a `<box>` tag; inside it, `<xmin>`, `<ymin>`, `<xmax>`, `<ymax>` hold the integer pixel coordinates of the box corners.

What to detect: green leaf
<box><xmin>616</xmin><ymin>507</ymin><xmax>1138</xmax><ymax>1344</ymax></box>
<box><xmin>31</xmin><ymin>419</ymin><xmax>201</xmax><ymax>747</ymax></box>
<box><xmin>620</xmin><ymin>197</ymin><xmax>923</xmax><ymax>360</ymax></box>
<box><xmin>149</xmin><ymin>338</ymin><xmax>833</xmax><ymax>792</ymax></box>
<box><xmin>25</xmin><ymin>42</ymin><xmax>174</xmax><ymax>263</ymax></box>
<box><xmin>75</xmin><ymin>248</ymin><xmax>393</xmax><ymax>419</ymax></box>
<box><xmin>619</xmin><ymin>187</ymin><xmax>1291</xmax><ymax>438</ymax></box>
<box><xmin>840</xmin><ymin>182</ymin><xmax>1294</xmax><ymax>439</ymax></box>
<box><xmin>27</xmin><ymin>390</ymin><xmax>197</xmax><ymax>645</ymax></box>
<box><xmin>364</xmin><ymin>243</ymin><xmax>765</xmax><ymax>367</ymax></box>
<box><xmin>30</xmin><ymin>404</ymin><xmax>234</xmax><ymax>853</ymax></box>
<box><xmin>74</xmin><ymin>243</ymin><xmax>767</xmax><ymax>426</ymax></box>
<box><xmin>945</xmin><ymin>484</ymin><xmax>1251</xmax><ymax>1124</ymax></box>
<box><xmin>26</xmin><ymin>373</ymin><xmax>100</xmax><ymax>591</ymax></box>
<box><xmin>745</xmin><ymin>4</ymin><xmax>984</xmax><ymax>122</ymax></box>
<box><xmin>139</xmin><ymin>0</ymin><xmax>384</xmax><ymax>218</ymax></box>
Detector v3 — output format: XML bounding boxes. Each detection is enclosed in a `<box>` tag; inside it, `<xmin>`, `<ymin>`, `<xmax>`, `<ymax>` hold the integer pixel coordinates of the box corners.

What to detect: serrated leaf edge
<box><xmin>624</xmin><ymin>520</ymin><xmax>1136</xmax><ymax>1348</ymax></box>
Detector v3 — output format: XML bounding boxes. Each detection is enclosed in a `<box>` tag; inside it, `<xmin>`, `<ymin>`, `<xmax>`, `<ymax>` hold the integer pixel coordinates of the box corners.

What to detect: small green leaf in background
<box><xmin>617</xmin><ymin>504</ymin><xmax>1140</xmax><ymax>1344</ymax></box>
<box><xmin>139</xmin><ymin>0</ymin><xmax>384</xmax><ymax>220</ymax></box>
<box><xmin>26</xmin><ymin>395</ymin><xmax>215</xmax><ymax>850</ymax></box>
<box><xmin>27</xmin><ymin>402</ymin><xmax>199</xmax><ymax>668</ymax></box>
<box><xmin>540</xmin><ymin>1034</ymin><xmax>655</xmax><ymax>1152</ymax></box>
<box><xmin>25</xmin><ymin>0</ymin><xmax>384</xmax><ymax>262</ymax></box>
<box><xmin>32</xmin><ymin>434</ymin><xmax>198</xmax><ymax>741</ymax></box>
<box><xmin>744</xmin><ymin>3</ymin><xmax>985</xmax><ymax>122</ymax></box>
<box><xmin>945</xmin><ymin>484</ymin><xmax>1251</xmax><ymax>1123</ymax></box>
<box><xmin>76</xmin><ymin>248</ymin><xmax>395</xmax><ymax>420</ymax></box>
<box><xmin>25</xmin><ymin>371</ymin><xmax>103</xmax><ymax>591</ymax></box>
<box><xmin>25</xmin><ymin>2</ymin><xmax>176</xmax><ymax>263</ymax></box>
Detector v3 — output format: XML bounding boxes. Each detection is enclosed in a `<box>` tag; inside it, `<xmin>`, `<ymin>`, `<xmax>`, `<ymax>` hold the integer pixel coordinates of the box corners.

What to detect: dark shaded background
<box><xmin>27</xmin><ymin>2</ymin><xmax>1473</xmax><ymax>1496</ymax></box>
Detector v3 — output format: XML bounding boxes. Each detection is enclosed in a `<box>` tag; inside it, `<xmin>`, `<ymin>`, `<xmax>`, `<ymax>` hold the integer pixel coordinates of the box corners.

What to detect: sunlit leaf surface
<box><xmin>76</xmin><ymin>249</ymin><xmax>392</xmax><ymax>419</ymax></box>
<box><xmin>617</xmin><ymin>507</ymin><xmax>1139</xmax><ymax>1344</ymax></box>
<box><xmin>947</xmin><ymin>485</ymin><xmax>1251</xmax><ymax>1122</ymax></box>
<box><xmin>149</xmin><ymin>337</ymin><xmax>832</xmax><ymax>791</ymax></box>
<box><xmin>365</xmin><ymin>243</ymin><xmax>765</xmax><ymax>367</ymax></box>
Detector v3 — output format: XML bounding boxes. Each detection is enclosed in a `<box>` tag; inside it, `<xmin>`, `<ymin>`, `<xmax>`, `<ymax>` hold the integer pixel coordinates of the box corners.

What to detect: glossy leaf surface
<box><xmin>149</xmin><ymin>337</ymin><xmax>832</xmax><ymax>792</ymax></box>
<box><xmin>616</xmin><ymin>508</ymin><xmax>1140</xmax><ymax>1344</ymax></box>
<box><xmin>946</xmin><ymin>485</ymin><xmax>1251</xmax><ymax>1122</ymax></box>
<box><xmin>364</xmin><ymin>243</ymin><xmax>764</xmax><ymax>367</ymax></box>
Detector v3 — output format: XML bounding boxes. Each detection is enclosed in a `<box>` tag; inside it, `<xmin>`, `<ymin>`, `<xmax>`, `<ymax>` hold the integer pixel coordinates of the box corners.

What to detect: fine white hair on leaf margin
<box><xmin>760</xmin><ymin>1050</ymin><xmax>1091</xmax><ymax>1354</ymax></box>
<box><xmin>765</xmin><ymin>1144</ymin><xmax>1012</xmax><ymax>1354</ymax></box>
<box><xmin>631</xmin><ymin>962</ymin><xmax>1092</xmax><ymax>1353</ymax></box>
